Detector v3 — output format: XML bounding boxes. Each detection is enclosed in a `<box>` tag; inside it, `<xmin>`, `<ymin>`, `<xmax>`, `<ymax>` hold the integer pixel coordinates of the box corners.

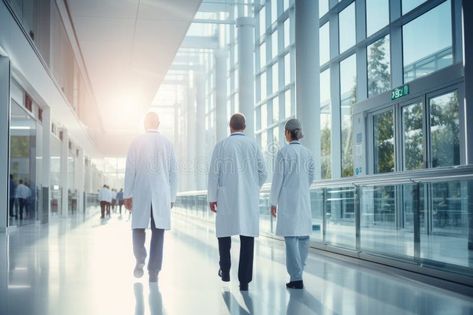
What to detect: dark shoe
<box><xmin>286</xmin><ymin>280</ymin><xmax>304</xmax><ymax>289</ymax></box>
<box><xmin>149</xmin><ymin>272</ymin><xmax>158</xmax><ymax>283</ymax></box>
<box><xmin>218</xmin><ymin>269</ymin><xmax>230</xmax><ymax>282</ymax></box>
<box><xmin>133</xmin><ymin>262</ymin><xmax>145</xmax><ymax>278</ymax></box>
<box><xmin>239</xmin><ymin>283</ymin><xmax>248</xmax><ymax>291</ymax></box>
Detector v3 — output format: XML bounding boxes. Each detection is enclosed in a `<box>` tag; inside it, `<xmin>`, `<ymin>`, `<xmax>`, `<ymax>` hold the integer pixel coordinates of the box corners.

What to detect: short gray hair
<box><xmin>144</xmin><ymin>112</ymin><xmax>160</xmax><ymax>130</ymax></box>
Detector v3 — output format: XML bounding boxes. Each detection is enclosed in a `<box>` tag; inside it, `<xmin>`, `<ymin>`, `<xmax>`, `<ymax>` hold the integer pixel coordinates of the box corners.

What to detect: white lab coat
<box><xmin>124</xmin><ymin>130</ymin><xmax>177</xmax><ymax>229</ymax></box>
<box><xmin>208</xmin><ymin>132</ymin><xmax>267</xmax><ymax>238</ymax></box>
<box><xmin>106</xmin><ymin>188</ymin><xmax>113</xmax><ymax>202</ymax></box>
<box><xmin>98</xmin><ymin>187</ymin><xmax>108</xmax><ymax>202</ymax></box>
<box><xmin>15</xmin><ymin>184</ymin><xmax>31</xmax><ymax>199</ymax></box>
<box><xmin>270</xmin><ymin>141</ymin><xmax>315</xmax><ymax>237</ymax></box>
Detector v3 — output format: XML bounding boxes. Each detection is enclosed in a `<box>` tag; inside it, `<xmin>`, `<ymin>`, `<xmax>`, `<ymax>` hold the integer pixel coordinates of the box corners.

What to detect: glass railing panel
<box><xmin>421</xmin><ymin>180</ymin><xmax>472</xmax><ymax>269</ymax></box>
<box><xmin>360</xmin><ymin>184</ymin><xmax>415</xmax><ymax>258</ymax></box>
<box><xmin>310</xmin><ymin>189</ymin><xmax>324</xmax><ymax>241</ymax></box>
<box><xmin>325</xmin><ymin>186</ymin><xmax>356</xmax><ymax>249</ymax></box>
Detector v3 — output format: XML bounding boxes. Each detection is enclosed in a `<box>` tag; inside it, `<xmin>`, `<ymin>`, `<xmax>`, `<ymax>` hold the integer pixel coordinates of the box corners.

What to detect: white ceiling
<box><xmin>66</xmin><ymin>0</ymin><xmax>201</xmax><ymax>155</ymax></box>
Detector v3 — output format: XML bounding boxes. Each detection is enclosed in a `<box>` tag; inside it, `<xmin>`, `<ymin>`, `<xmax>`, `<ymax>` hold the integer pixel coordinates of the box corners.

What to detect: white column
<box><xmin>295</xmin><ymin>0</ymin><xmax>321</xmax><ymax>179</ymax></box>
<box><xmin>76</xmin><ymin>149</ymin><xmax>84</xmax><ymax>214</ymax></box>
<box><xmin>237</xmin><ymin>17</ymin><xmax>255</xmax><ymax>137</ymax></box>
<box><xmin>41</xmin><ymin>106</ymin><xmax>51</xmax><ymax>223</ymax></box>
<box><xmin>195</xmin><ymin>71</ymin><xmax>206</xmax><ymax>190</ymax></box>
<box><xmin>183</xmin><ymin>78</ymin><xmax>196</xmax><ymax>191</ymax></box>
<box><xmin>60</xmin><ymin>129</ymin><xmax>69</xmax><ymax>216</ymax></box>
<box><xmin>0</xmin><ymin>56</ymin><xmax>10</xmax><ymax>231</ymax></box>
<box><xmin>215</xmin><ymin>49</ymin><xmax>228</xmax><ymax>142</ymax></box>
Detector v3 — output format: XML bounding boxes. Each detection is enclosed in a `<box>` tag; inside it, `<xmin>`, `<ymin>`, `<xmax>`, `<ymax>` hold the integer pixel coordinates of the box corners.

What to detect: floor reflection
<box><xmin>1</xmin><ymin>213</ymin><xmax>472</xmax><ymax>315</ymax></box>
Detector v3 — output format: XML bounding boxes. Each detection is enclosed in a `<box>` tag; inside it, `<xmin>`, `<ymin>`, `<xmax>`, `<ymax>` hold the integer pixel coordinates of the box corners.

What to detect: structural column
<box><xmin>185</xmin><ymin>78</ymin><xmax>196</xmax><ymax>191</ymax></box>
<box><xmin>76</xmin><ymin>149</ymin><xmax>85</xmax><ymax>214</ymax></box>
<box><xmin>41</xmin><ymin>106</ymin><xmax>51</xmax><ymax>223</ymax></box>
<box><xmin>195</xmin><ymin>71</ymin><xmax>206</xmax><ymax>190</ymax></box>
<box><xmin>0</xmin><ymin>56</ymin><xmax>10</xmax><ymax>231</ymax></box>
<box><xmin>215</xmin><ymin>49</ymin><xmax>228</xmax><ymax>142</ymax></box>
<box><xmin>295</xmin><ymin>0</ymin><xmax>321</xmax><ymax>179</ymax></box>
<box><xmin>237</xmin><ymin>17</ymin><xmax>255</xmax><ymax>137</ymax></box>
<box><xmin>59</xmin><ymin>128</ymin><xmax>69</xmax><ymax>216</ymax></box>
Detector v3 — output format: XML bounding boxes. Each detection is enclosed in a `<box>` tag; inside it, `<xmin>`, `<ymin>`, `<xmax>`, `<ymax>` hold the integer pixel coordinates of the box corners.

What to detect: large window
<box><xmin>429</xmin><ymin>91</ymin><xmax>460</xmax><ymax>167</ymax></box>
<box><xmin>339</xmin><ymin>2</ymin><xmax>356</xmax><ymax>53</ymax></box>
<box><xmin>402</xmin><ymin>102</ymin><xmax>424</xmax><ymax>170</ymax></box>
<box><xmin>319</xmin><ymin>0</ymin><xmax>329</xmax><ymax>17</ymax></box>
<box><xmin>402</xmin><ymin>0</ymin><xmax>427</xmax><ymax>15</ymax></box>
<box><xmin>320</xmin><ymin>69</ymin><xmax>331</xmax><ymax>179</ymax></box>
<box><xmin>367</xmin><ymin>35</ymin><xmax>391</xmax><ymax>97</ymax></box>
<box><xmin>259</xmin><ymin>5</ymin><xmax>266</xmax><ymax>38</ymax></box>
<box><xmin>403</xmin><ymin>0</ymin><xmax>453</xmax><ymax>83</ymax></box>
<box><xmin>373</xmin><ymin>110</ymin><xmax>395</xmax><ymax>174</ymax></box>
<box><xmin>366</xmin><ymin>0</ymin><xmax>389</xmax><ymax>37</ymax></box>
<box><xmin>340</xmin><ymin>54</ymin><xmax>357</xmax><ymax>177</ymax></box>
<box><xmin>320</xmin><ymin>22</ymin><xmax>330</xmax><ymax>66</ymax></box>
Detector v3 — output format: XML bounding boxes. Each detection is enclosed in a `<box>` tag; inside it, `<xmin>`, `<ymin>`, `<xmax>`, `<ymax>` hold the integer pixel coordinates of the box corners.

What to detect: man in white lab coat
<box><xmin>15</xmin><ymin>179</ymin><xmax>31</xmax><ymax>220</ymax></box>
<box><xmin>98</xmin><ymin>184</ymin><xmax>109</xmax><ymax>219</ymax></box>
<box><xmin>270</xmin><ymin>118</ymin><xmax>315</xmax><ymax>289</ymax></box>
<box><xmin>124</xmin><ymin>112</ymin><xmax>177</xmax><ymax>283</ymax></box>
<box><xmin>208</xmin><ymin>113</ymin><xmax>267</xmax><ymax>291</ymax></box>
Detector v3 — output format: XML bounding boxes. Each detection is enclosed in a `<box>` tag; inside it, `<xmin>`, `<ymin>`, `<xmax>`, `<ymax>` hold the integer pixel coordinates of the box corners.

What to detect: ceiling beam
<box><xmin>181</xmin><ymin>36</ymin><xmax>219</xmax><ymax>49</ymax></box>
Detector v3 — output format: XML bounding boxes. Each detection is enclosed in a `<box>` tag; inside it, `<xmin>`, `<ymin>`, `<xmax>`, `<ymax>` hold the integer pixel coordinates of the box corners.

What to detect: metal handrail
<box><xmin>177</xmin><ymin>165</ymin><xmax>473</xmax><ymax>197</ymax></box>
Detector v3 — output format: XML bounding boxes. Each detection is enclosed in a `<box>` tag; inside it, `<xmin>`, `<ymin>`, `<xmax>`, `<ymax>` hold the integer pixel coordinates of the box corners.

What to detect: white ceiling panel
<box><xmin>65</xmin><ymin>0</ymin><xmax>202</xmax><ymax>155</ymax></box>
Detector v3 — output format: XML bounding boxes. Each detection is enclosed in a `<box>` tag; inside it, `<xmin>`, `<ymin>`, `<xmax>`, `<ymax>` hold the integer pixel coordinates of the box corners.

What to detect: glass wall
<box><xmin>373</xmin><ymin>110</ymin><xmax>395</xmax><ymax>174</ymax></box>
<box><xmin>338</xmin><ymin>2</ymin><xmax>356</xmax><ymax>53</ymax></box>
<box><xmin>318</xmin><ymin>0</ymin><xmax>460</xmax><ymax>181</ymax></box>
<box><xmin>9</xmin><ymin>102</ymin><xmax>38</xmax><ymax>226</ymax></box>
<box><xmin>367</xmin><ymin>35</ymin><xmax>391</xmax><ymax>97</ymax></box>
<box><xmin>429</xmin><ymin>91</ymin><xmax>460</xmax><ymax>167</ymax></box>
<box><xmin>256</xmin><ymin>0</ymin><xmax>295</xmax><ymax>172</ymax></box>
<box><xmin>176</xmin><ymin>172</ymin><xmax>473</xmax><ymax>280</ymax></box>
<box><xmin>50</xmin><ymin>134</ymin><xmax>62</xmax><ymax>215</ymax></box>
<box><xmin>340</xmin><ymin>54</ymin><xmax>356</xmax><ymax>177</ymax></box>
<box><xmin>401</xmin><ymin>101</ymin><xmax>424</xmax><ymax>170</ymax></box>
<box><xmin>403</xmin><ymin>0</ymin><xmax>453</xmax><ymax>83</ymax></box>
<box><xmin>366</xmin><ymin>0</ymin><xmax>389</xmax><ymax>36</ymax></box>
<box><xmin>320</xmin><ymin>69</ymin><xmax>331</xmax><ymax>179</ymax></box>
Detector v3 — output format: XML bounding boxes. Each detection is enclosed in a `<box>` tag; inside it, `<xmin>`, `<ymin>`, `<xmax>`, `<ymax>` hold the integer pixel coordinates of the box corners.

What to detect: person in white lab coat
<box><xmin>208</xmin><ymin>113</ymin><xmax>267</xmax><ymax>291</ymax></box>
<box><xmin>124</xmin><ymin>111</ymin><xmax>177</xmax><ymax>283</ymax></box>
<box><xmin>270</xmin><ymin>118</ymin><xmax>315</xmax><ymax>289</ymax></box>
<box><xmin>15</xmin><ymin>180</ymin><xmax>31</xmax><ymax>220</ymax></box>
<box><xmin>98</xmin><ymin>185</ymin><xmax>109</xmax><ymax>219</ymax></box>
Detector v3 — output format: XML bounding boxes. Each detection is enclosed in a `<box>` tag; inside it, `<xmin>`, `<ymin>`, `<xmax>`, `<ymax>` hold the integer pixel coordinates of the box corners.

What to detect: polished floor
<box><xmin>1</xmin><ymin>210</ymin><xmax>473</xmax><ymax>315</ymax></box>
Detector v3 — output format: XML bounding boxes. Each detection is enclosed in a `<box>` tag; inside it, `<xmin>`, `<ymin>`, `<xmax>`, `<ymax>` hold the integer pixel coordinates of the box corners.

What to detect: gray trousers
<box><xmin>284</xmin><ymin>236</ymin><xmax>310</xmax><ymax>282</ymax></box>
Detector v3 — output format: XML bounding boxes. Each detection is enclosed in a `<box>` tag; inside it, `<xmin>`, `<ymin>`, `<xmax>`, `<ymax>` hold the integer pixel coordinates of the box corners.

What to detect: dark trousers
<box><xmin>218</xmin><ymin>235</ymin><xmax>254</xmax><ymax>285</ymax></box>
<box><xmin>132</xmin><ymin>210</ymin><xmax>164</xmax><ymax>274</ymax></box>
<box><xmin>100</xmin><ymin>201</ymin><xmax>107</xmax><ymax>218</ymax></box>
<box><xmin>18</xmin><ymin>198</ymin><xmax>27</xmax><ymax>220</ymax></box>
<box><xmin>106</xmin><ymin>202</ymin><xmax>111</xmax><ymax>216</ymax></box>
<box><xmin>9</xmin><ymin>198</ymin><xmax>16</xmax><ymax>218</ymax></box>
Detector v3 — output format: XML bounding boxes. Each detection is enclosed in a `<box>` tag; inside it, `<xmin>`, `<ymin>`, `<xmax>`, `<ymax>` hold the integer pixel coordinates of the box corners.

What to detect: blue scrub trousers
<box><xmin>284</xmin><ymin>236</ymin><xmax>310</xmax><ymax>282</ymax></box>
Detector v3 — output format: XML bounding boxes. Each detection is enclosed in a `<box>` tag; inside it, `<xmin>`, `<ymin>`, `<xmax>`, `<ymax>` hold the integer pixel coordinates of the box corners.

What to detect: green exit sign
<box><xmin>391</xmin><ymin>84</ymin><xmax>410</xmax><ymax>100</ymax></box>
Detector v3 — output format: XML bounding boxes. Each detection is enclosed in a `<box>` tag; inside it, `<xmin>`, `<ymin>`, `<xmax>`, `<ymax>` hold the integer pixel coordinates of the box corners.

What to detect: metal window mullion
<box><xmin>356</xmin><ymin>0</ymin><xmax>367</xmax><ymax>103</ymax></box>
<box><xmin>355</xmin><ymin>185</ymin><xmax>361</xmax><ymax>250</ymax></box>
<box><xmin>330</xmin><ymin>11</ymin><xmax>342</xmax><ymax>179</ymax></box>
<box><xmin>322</xmin><ymin>188</ymin><xmax>327</xmax><ymax>242</ymax></box>
<box><xmin>413</xmin><ymin>182</ymin><xmax>421</xmax><ymax>261</ymax></box>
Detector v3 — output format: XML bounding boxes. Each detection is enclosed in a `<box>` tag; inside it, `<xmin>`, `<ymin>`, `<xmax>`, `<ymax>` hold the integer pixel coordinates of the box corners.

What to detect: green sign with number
<box><xmin>391</xmin><ymin>84</ymin><xmax>410</xmax><ymax>100</ymax></box>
